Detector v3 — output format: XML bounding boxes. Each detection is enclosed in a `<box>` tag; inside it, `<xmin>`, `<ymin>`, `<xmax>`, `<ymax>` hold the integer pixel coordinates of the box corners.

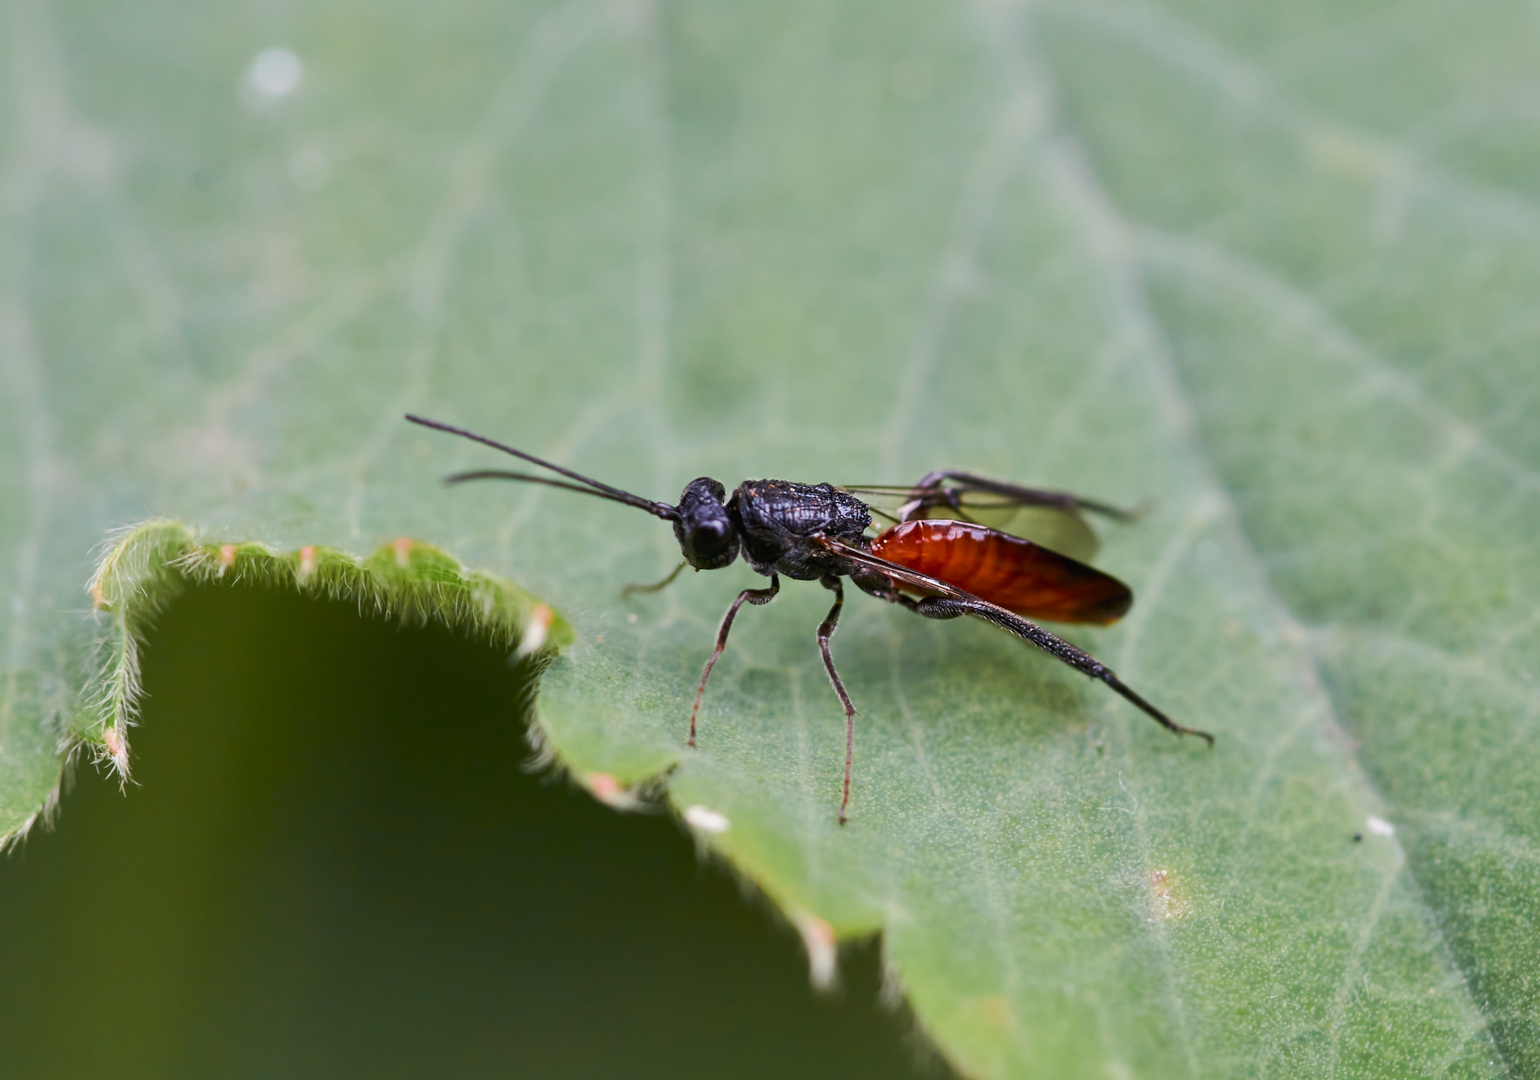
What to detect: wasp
<box><xmin>407</xmin><ymin>415</ymin><xmax>1212</xmax><ymax>823</ymax></box>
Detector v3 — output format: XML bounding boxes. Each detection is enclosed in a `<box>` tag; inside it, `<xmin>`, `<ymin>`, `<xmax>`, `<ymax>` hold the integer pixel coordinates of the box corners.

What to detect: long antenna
<box><xmin>443</xmin><ymin>469</ymin><xmax>678</xmax><ymax>513</ymax></box>
<box><xmin>405</xmin><ymin>415</ymin><xmax>678</xmax><ymax>520</ymax></box>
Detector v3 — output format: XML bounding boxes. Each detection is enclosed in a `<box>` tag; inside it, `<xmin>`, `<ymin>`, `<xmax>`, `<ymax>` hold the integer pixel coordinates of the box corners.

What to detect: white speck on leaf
<box><xmin>682</xmin><ymin>804</ymin><xmax>730</xmax><ymax>834</ymax></box>
<box><xmin>793</xmin><ymin>912</ymin><xmax>837</xmax><ymax>990</ymax></box>
<box><xmin>392</xmin><ymin>537</ymin><xmax>413</xmax><ymax>569</ymax></box>
<box><xmin>241</xmin><ymin>48</ymin><xmax>303</xmax><ymax>108</ymax></box>
<box><xmin>585</xmin><ymin>773</ymin><xmax>642</xmax><ymax>811</ymax></box>
<box><xmin>1366</xmin><ymin>816</ymin><xmax>1395</xmax><ymax>837</ymax></box>
<box><xmin>514</xmin><ymin>603</ymin><xmax>553</xmax><ymax>658</ymax></box>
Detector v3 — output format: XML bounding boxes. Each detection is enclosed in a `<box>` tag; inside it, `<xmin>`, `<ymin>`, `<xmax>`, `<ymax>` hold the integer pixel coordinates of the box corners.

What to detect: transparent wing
<box><xmin>841</xmin><ymin>474</ymin><xmax>1130</xmax><ymax>563</ymax></box>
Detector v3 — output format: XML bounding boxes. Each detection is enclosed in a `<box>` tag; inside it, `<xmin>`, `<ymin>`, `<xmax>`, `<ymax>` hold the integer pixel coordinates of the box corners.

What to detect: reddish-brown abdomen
<box><xmin>871</xmin><ymin>519</ymin><xmax>1132</xmax><ymax>624</ymax></box>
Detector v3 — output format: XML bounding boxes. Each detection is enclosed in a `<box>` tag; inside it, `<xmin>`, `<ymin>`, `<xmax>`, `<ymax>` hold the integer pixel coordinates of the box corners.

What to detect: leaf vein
<box><xmin>879</xmin><ymin>4</ymin><xmax>1047</xmax><ymax>479</ymax></box>
<box><xmin>1139</xmin><ymin>228</ymin><xmax>1540</xmax><ymax>496</ymax></box>
<box><xmin>343</xmin><ymin>2</ymin><xmax>615</xmax><ymax>535</ymax></box>
<box><xmin>1016</xmin><ymin>0</ymin><xmax>1499</xmax><ymax>1066</ymax></box>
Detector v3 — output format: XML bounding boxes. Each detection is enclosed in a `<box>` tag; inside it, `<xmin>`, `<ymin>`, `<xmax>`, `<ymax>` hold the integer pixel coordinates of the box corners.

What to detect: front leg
<box><xmin>689</xmin><ymin>574</ymin><xmax>780</xmax><ymax>748</ymax></box>
<box><xmin>621</xmin><ymin>560</ymin><xmax>687</xmax><ymax>599</ymax></box>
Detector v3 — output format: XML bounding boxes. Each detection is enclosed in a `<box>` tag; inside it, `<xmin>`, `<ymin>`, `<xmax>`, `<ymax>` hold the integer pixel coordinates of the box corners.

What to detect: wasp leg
<box><xmin>689</xmin><ymin>574</ymin><xmax>781</xmax><ymax>748</ymax></box>
<box><xmin>895</xmin><ymin>472</ymin><xmax>964</xmax><ymax>522</ymax></box>
<box><xmin>621</xmin><ymin>560</ymin><xmax>687</xmax><ymax>599</ymax></box>
<box><xmin>905</xmin><ymin>595</ymin><xmax>1212</xmax><ymax>745</ymax></box>
<box><xmin>815</xmin><ymin>576</ymin><xmax>858</xmax><ymax>825</ymax></box>
<box><xmin>854</xmin><ymin>573</ymin><xmax>1212</xmax><ymax>746</ymax></box>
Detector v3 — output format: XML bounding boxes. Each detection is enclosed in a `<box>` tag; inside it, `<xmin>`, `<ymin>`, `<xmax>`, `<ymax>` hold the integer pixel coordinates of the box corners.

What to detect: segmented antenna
<box><xmin>405</xmin><ymin>415</ymin><xmax>678</xmax><ymax>521</ymax></box>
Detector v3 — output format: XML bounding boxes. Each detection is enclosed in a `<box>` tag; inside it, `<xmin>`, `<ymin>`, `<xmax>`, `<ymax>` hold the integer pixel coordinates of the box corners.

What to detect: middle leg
<box><xmin>815</xmin><ymin>575</ymin><xmax>859</xmax><ymax>825</ymax></box>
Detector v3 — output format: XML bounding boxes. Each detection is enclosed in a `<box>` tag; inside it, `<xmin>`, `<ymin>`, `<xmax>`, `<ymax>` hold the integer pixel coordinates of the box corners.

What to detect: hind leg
<box><xmin>906</xmin><ymin>594</ymin><xmax>1212</xmax><ymax>744</ymax></box>
<box><xmin>855</xmin><ymin>573</ymin><xmax>1211</xmax><ymax>745</ymax></box>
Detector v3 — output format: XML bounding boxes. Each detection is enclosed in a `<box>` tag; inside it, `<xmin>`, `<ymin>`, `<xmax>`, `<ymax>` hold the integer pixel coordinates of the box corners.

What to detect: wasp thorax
<box><xmin>674</xmin><ymin>477</ymin><xmax>739</xmax><ymax>570</ymax></box>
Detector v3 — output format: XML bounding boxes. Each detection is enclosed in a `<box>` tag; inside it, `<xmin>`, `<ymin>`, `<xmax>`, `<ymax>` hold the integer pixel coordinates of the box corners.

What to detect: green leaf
<box><xmin>3</xmin><ymin>0</ymin><xmax>1535</xmax><ymax>1075</ymax></box>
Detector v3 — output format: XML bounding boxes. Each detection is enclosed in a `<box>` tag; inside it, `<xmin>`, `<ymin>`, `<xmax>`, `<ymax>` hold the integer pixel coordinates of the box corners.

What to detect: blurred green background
<box><xmin>0</xmin><ymin>585</ymin><xmax>940</xmax><ymax>1079</ymax></box>
<box><xmin>5</xmin><ymin>0</ymin><xmax>1540</xmax><ymax>1072</ymax></box>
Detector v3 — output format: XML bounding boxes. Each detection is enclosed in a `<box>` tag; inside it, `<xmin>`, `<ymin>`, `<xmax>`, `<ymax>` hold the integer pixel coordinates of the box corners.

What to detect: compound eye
<box><xmin>689</xmin><ymin>520</ymin><xmax>728</xmax><ymax>556</ymax></box>
<box><xmin>682</xmin><ymin>515</ymin><xmax>738</xmax><ymax>570</ymax></box>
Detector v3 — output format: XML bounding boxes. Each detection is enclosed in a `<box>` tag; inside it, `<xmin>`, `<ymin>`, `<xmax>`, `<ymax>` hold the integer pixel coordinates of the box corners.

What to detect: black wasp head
<box><xmin>673</xmin><ymin>477</ymin><xmax>739</xmax><ymax>570</ymax></box>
